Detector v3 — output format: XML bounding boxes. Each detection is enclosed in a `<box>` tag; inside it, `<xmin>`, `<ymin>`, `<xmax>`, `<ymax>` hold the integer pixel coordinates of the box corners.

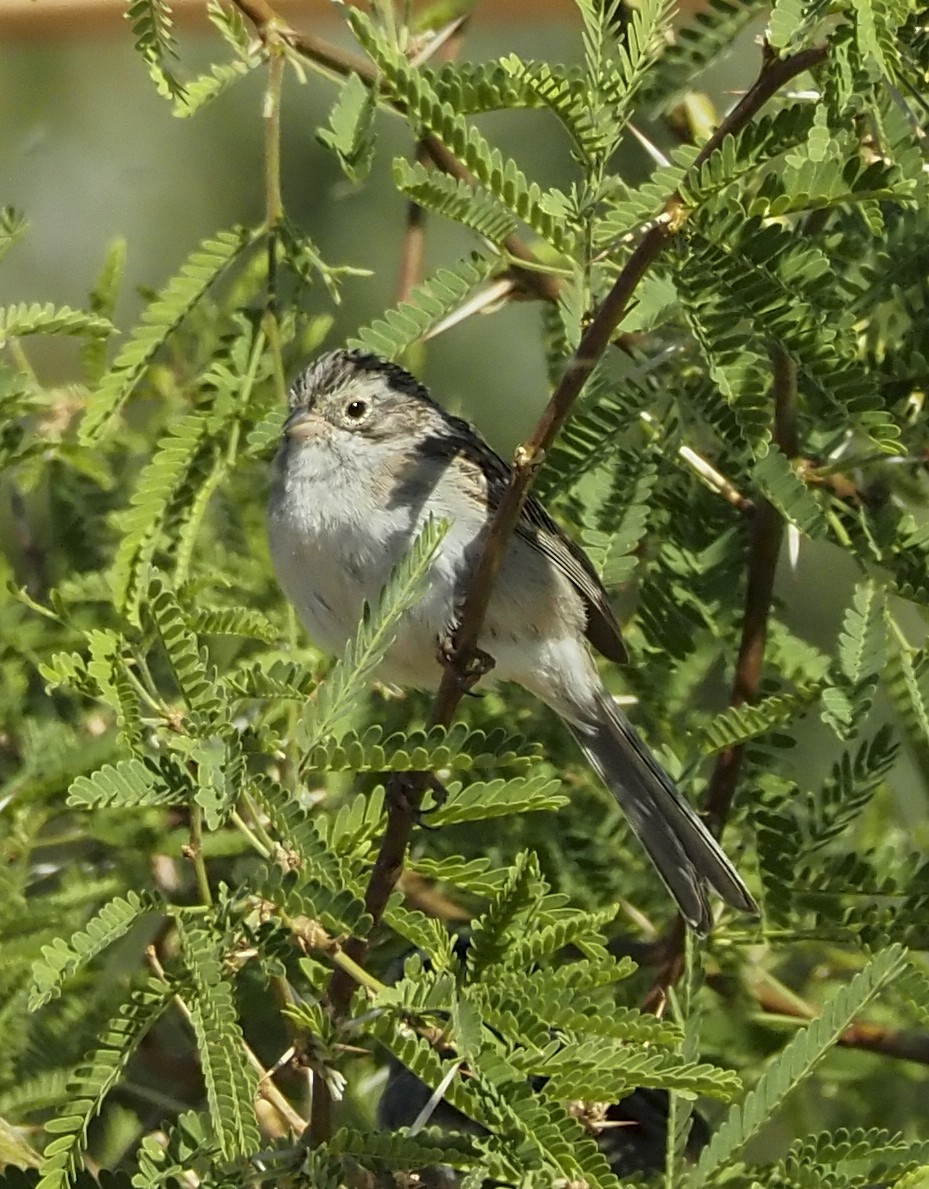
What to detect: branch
<box><xmin>234</xmin><ymin>0</ymin><xmax>827</xmax><ymax>1031</ymax></box>
<box><xmin>337</xmin><ymin>34</ymin><xmax>826</xmax><ymax>1014</ymax></box>
<box><xmin>333</xmin><ymin>40</ymin><xmax>825</xmax><ymax>1017</ymax></box>
<box><xmin>643</xmin><ymin>346</ymin><xmax>798</xmax><ymax>1011</ymax></box>
<box><xmin>724</xmin><ymin>970</ymin><xmax>929</xmax><ymax>1068</ymax></box>
<box><xmin>430</xmin><ymin>217</ymin><xmax>673</xmax><ymax>722</ymax></box>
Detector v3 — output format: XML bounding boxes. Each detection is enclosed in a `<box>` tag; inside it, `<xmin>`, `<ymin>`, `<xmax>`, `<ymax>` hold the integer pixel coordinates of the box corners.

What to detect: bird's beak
<box><xmin>283</xmin><ymin>406</ymin><xmax>323</xmax><ymax>440</ymax></box>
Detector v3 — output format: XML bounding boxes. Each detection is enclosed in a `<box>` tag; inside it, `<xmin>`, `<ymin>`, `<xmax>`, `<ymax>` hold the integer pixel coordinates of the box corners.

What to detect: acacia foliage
<box><xmin>1</xmin><ymin>1</ymin><xmax>929</xmax><ymax>1187</ymax></box>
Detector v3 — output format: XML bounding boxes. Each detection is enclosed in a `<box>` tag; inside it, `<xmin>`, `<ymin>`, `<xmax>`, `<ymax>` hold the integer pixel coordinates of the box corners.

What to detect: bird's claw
<box><xmin>386</xmin><ymin>772</ymin><xmax>448</xmax><ymax>829</ymax></box>
<box><xmin>436</xmin><ymin>634</ymin><xmax>496</xmax><ymax>694</ymax></box>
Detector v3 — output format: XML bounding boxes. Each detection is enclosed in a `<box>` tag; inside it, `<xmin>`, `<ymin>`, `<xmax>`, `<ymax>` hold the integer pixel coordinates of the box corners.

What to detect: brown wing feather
<box><xmin>414</xmin><ymin>424</ymin><xmax>628</xmax><ymax>665</ymax></box>
<box><xmin>516</xmin><ymin>494</ymin><xmax>628</xmax><ymax>664</ymax></box>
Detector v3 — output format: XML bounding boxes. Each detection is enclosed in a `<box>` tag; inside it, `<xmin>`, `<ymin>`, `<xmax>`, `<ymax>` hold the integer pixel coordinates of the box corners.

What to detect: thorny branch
<box><xmin>347</xmin><ymin>40</ymin><xmax>824</xmax><ymax>1012</ymax></box>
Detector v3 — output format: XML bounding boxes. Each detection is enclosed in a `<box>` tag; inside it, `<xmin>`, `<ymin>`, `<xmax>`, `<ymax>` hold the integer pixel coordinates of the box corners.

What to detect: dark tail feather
<box><xmin>566</xmin><ymin>691</ymin><xmax>758</xmax><ymax>933</ymax></box>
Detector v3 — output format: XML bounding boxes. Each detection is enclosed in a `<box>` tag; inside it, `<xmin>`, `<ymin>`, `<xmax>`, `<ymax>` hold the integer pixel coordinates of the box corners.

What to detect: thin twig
<box><xmin>185</xmin><ymin>805</ymin><xmax>213</xmax><ymax>907</ymax></box>
<box><xmin>643</xmin><ymin>346</ymin><xmax>798</xmax><ymax>1011</ymax></box>
<box><xmin>397</xmin><ymin>153</ymin><xmax>427</xmax><ymax>307</ymax></box>
<box><xmin>145</xmin><ymin>946</ymin><xmax>307</xmax><ymax>1134</ymax></box>
<box><xmin>720</xmin><ymin>970</ymin><xmax>929</xmax><ymax>1067</ymax></box>
<box><xmin>263</xmin><ymin>27</ymin><xmax>287</xmax><ymax>403</ymax></box>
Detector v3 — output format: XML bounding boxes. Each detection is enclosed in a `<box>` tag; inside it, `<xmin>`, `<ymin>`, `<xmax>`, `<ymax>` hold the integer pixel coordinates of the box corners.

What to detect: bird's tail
<box><xmin>565</xmin><ymin>690</ymin><xmax>757</xmax><ymax>933</ymax></box>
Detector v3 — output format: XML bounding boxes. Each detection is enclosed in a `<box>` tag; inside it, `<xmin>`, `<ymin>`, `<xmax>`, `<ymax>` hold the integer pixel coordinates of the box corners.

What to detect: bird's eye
<box><xmin>345</xmin><ymin>399</ymin><xmax>368</xmax><ymax>421</ymax></box>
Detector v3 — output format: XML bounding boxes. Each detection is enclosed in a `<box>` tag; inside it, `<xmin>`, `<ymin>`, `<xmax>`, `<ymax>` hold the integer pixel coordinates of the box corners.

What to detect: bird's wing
<box><xmin>431</xmin><ymin>424</ymin><xmax>628</xmax><ymax>665</ymax></box>
<box><xmin>516</xmin><ymin>492</ymin><xmax>628</xmax><ymax>664</ymax></box>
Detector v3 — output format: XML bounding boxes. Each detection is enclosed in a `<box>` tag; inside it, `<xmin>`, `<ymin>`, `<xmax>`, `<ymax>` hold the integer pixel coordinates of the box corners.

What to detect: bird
<box><xmin>267</xmin><ymin>348</ymin><xmax>757</xmax><ymax>932</ymax></box>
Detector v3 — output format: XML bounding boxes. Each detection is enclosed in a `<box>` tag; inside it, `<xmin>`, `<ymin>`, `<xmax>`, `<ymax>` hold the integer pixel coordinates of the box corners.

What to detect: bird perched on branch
<box><xmin>268</xmin><ymin>348</ymin><xmax>757</xmax><ymax>931</ymax></box>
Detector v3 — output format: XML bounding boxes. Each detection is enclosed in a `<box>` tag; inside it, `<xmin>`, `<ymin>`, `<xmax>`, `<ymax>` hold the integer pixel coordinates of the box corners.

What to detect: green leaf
<box><xmin>886</xmin><ymin>632</ymin><xmax>929</xmax><ymax>752</ymax></box>
<box><xmin>190</xmin><ymin>733</ymin><xmax>245</xmax><ymax>830</ymax></box>
<box><xmin>0</xmin><ymin>206</ymin><xmax>27</xmax><ymax>261</ymax></box>
<box><xmin>350</xmin><ymin>256</ymin><xmax>495</xmax><ymax>359</ymax></box>
<box><xmin>176</xmin><ymin>923</ymin><xmax>260</xmax><ymax>1160</ymax></box>
<box><xmin>188</xmin><ymin>606</ymin><xmax>278</xmax><ymax>643</ymax></box>
<box><xmin>695</xmin><ymin>687</ymin><xmax>820</xmax><ymax>753</ymax></box>
<box><xmin>85</xmin><ymin>629</ymin><xmax>144</xmax><ymax>749</ymax></box>
<box><xmin>67</xmin><ymin>757</ymin><xmax>191</xmax><ymax>810</ymax></box>
<box><xmin>173</xmin><ymin>56</ymin><xmax>259</xmax><ymax>118</ymax></box>
<box><xmin>82</xmin><ymin>238</ymin><xmax>128</xmax><ymax>381</ymax></box>
<box><xmin>35</xmin><ymin>979</ymin><xmax>172</xmax><ymax>1189</ymax></box>
<box><xmin>837</xmin><ymin>581</ymin><xmax>886</xmax><ymax>685</ymax></box>
<box><xmin>317</xmin><ymin>72</ymin><xmax>377</xmax><ymax>183</ymax></box>
<box><xmin>126</xmin><ymin>0</ymin><xmax>186</xmax><ymax>99</ymax></box>
<box><xmin>147</xmin><ymin>574</ymin><xmax>224</xmax><ymax>725</ymax></box>
<box><xmin>426</xmin><ymin>774</ymin><xmax>568</xmax><ymax>825</ymax></box>
<box><xmin>221</xmin><ymin>657</ymin><xmax>318</xmax><ymax>700</ymax></box>
<box><xmin>644</xmin><ymin>0</ymin><xmax>767</xmax><ymax>108</ymax></box>
<box><xmin>394</xmin><ymin>160</ymin><xmax>518</xmax><ymax>245</ymax></box>
<box><xmin>467</xmin><ymin>851</ymin><xmax>547</xmax><ymax>977</ymax></box>
<box><xmin>29</xmin><ymin>892</ymin><xmax>161</xmax><ymax>1010</ymax></box>
<box><xmin>0</xmin><ymin>303</ymin><xmax>114</xmax><ymax>346</ymax></box>
<box><xmin>821</xmin><ymin>582</ymin><xmax>887</xmax><ymax>740</ymax></box>
<box><xmin>79</xmin><ymin>226</ymin><xmax>255</xmax><ymax>442</ymax></box>
<box><xmin>582</xmin><ymin>449</ymin><xmax>658</xmax><ymax>586</ymax></box>
<box><xmin>304</xmin><ymin>722</ymin><xmax>539</xmax><ymax>776</ymax></box>
<box><xmin>753</xmin><ymin>447</ymin><xmax>828</xmax><ymax>536</ymax></box>
<box><xmin>689</xmin><ymin>944</ymin><xmax>909</xmax><ymax>1185</ymax></box>
<box><xmin>327</xmin><ymin>1126</ymin><xmax>480</xmax><ymax>1170</ymax></box>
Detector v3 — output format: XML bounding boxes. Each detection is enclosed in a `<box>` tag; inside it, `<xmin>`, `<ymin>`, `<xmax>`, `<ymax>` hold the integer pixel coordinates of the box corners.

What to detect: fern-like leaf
<box><xmin>426</xmin><ymin>774</ymin><xmax>568</xmax><ymax>825</ymax></box>
<box><xmin>349</xmin><ymin>256</ymin><xmax>495</xmax><ymax>359</ymax></box>
<box><xmin>690</xmin><ymin>943</ymin><xmax>909</xmax><ymax>1185</ymax></box>
<box><xmin>222</xmin><ymin>657</ymin><xmax>317</xmax><ymax>700</ymax></box>
<box><xmin>176</xmin><ymin>923</ymin><xmax>260</xmax><ymax>1160</ymax></box>
<box><xmin>695</xmin><ymin>687</ymin><xmax>820</xmax><ymax>753</ymax></box>
<box><xmin>79</xmin><ymin>227</ymin><xmax>254</xmax><ymax>443</ymax></box>
<box><xmin>147</xmin><ymin>575</ymin><xmax>223</xmax><ymax>726</ymax></box>
<box><xmin>109</xmin><ymin>412</ymin><xmax>211</xmax><ymax>619</ymax></box>
<box><xmin>35</xmin><ymin>979</ymin><xmax>172</xmax><ymax>1189</ymax></box>
<box><xmin>327</xmin><ymin>1126</ymin><xmax>480</xmax><ymax>1171</ymax></box>
<box><xmin>886</xmin><ymin>636</ymin><xmax>929</xmax><ymax>752</ymax></box>
<box><xmin>467</xmin><ymin>852</ymin><xmax>546</xmax><ymax>977</ymax></box>
<box><xmin>29</xmin><ymin>892</ymin><xmax>161</xmax><ymax>1010</ymax></box>
<box><xmin>317</xmin><ymin>72</ymin><xmax>377</xmax><ymax>183</ymax></box>
<box><xmin>187</xmin><ymin>606</ymin><xmax>278</xmax><ymax>643</ymax></box>
<box><xmin>821</xmin><ymin>581</ymin><xmax>886</xmax><ymax>739</ymax></box>
<box><xmin>125</xmin><ymin>0</ymin><xmax>186</xmax><ymax>99</ymax></box>
<box><xmin>299</xmin><ymin>518</ymin><xmax>448</xmax><ymax>747</ymax></box>
<box><xmin>67</xmin><ymin>757</ymin><xmax>191</xmax><ymax>810</ymax></box>
<box><xmin>393</xmin><ymin>160</ymin><xmax>517</xmax><ymax>245</ymax></box>
<box><xmin>0</xmin><ymin>303</ymin><xmax>113</xmax><ymax>346</ymax></box>
<box><xmin>85</xmin><ymin>629</ymin><xmax>144</xmax><ymax>749</ymax></box>
<box><xmin>304</xmin><ymin>723</ymin><xmax>538</xmax><ymax>776</ymax></box>
<box><xmin>0</xmin><ymin>205</ymin><xmax>27</xmax><ymax>261</ymax></box>
<box><xmin>82</xmin><ymin>238</ymin><xmax>128</xmax><ymax>382</ymax></box>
